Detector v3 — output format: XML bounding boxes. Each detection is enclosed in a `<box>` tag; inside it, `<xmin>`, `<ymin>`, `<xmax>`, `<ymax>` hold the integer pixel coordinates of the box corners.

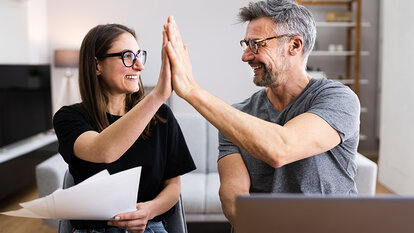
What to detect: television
<box><xmin>0</xmin><ymin>64</ymin><xmax>52</xmax><ymax>148</ymax></box>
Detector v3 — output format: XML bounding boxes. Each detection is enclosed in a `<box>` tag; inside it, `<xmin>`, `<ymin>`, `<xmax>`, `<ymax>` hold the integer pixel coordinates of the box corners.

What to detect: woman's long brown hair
<box><xmin>78</xmin><ymin>24</ymin><xmax>163</xmax><ymax>139</ymax></box>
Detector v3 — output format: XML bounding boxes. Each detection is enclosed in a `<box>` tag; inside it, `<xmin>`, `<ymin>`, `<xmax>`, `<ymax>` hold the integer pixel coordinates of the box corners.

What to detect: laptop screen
<box><xmin>235</xmin><ymin>194</ymin><xmax>414</xmax><ymax>233</ymax></box>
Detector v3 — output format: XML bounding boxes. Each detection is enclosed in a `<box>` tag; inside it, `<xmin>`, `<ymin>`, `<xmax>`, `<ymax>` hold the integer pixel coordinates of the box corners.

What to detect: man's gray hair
<box><xmin>239</xmin><ymin>0</ymin><xmax>316</xmax><ymax>59</ymax></box>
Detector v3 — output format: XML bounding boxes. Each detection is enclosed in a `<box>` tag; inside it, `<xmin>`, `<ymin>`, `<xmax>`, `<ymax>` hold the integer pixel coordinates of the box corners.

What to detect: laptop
<box><xmin>235</xmin><ymin>194</ymin><xmax>414</xmax><ymax>233</ymax></box>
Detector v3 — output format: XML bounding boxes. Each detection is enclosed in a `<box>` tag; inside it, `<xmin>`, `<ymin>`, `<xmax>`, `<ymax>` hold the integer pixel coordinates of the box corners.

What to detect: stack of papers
<box><xmin>1</xmin><ymin>166</ymin><xmax>141</xmax><ymax>220</ymax></box>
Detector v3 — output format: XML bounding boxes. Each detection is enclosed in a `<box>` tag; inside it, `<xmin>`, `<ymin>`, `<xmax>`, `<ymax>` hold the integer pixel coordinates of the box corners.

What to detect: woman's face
<box><xmin>96</xmin><ymin>32</ymin><xmax>144</xmax><ymax>96</ymax></box>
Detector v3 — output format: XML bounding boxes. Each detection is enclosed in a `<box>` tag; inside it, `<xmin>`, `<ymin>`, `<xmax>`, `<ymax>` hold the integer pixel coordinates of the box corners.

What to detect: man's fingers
<box><xmin>165</xmin><ymin>16</ymin><xmax>184</xmax><ymax>49</ymax></box>
<box><xmin>172</xmin><ymin>21</ymin><xmax>184</xmax><ymax>48</ymax></box>
<box><xmin>167</xmin><ymin>23</ymin><xmax>177</xmax><ymax>46</ymax></box>
<box><xmin>166</xmin><ymin>42</ymin><xmax>177</xmax><ymax>63</ymax></box>
<box><xmin>168</xmin><ymin>15</ymin><xmax>174</xmax><ymax>23</ymax></box>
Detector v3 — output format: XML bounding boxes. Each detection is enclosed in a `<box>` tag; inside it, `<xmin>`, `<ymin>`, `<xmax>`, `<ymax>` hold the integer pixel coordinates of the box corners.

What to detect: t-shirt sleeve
<box><xmin>53</xmin><ymin>105</ymin><xmax>95</xmax><ymax>165</ymax></box>
<box><xmin>162</xmin><ymin>107</ymin><xmax>196</xmax><ymax>180</ymax></box>
<box><xmin>218</xmin><ymin>130</ymin><xmax>241</xmax><ymax>161</ymax></box>
<box><xmin>307</xmin><ymin>84</ymin><xmax>360</xmax><ymax>142</ymax></box>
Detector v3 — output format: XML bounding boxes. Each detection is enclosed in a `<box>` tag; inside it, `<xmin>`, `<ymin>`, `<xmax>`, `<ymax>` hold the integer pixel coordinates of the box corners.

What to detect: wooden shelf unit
<box><xmin>298</xmin><ymin>0</ymin><xmax>363</xmax><ymax>96</ymax></box>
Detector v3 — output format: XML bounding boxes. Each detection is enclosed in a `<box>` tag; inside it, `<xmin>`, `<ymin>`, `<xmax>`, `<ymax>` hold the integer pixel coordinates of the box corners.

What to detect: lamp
<box><xmin>54</xmin><ymin>49</ymin><xmax>79</xmax><ymax>108</ymax></box>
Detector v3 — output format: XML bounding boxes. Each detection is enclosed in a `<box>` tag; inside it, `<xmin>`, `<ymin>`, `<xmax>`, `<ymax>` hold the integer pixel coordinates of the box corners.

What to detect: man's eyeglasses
<box><xmin>98</xmin><ymin>50</ymin><xmax>147</xmax><ymax>67</ymax></box>
<box><xmin>240</xmin><ymin>35</ymin><xmax>290</xmax><ymax>54</ymax></box>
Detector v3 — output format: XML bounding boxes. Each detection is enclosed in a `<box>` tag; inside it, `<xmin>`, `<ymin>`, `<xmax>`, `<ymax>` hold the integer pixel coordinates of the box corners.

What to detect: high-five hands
<box><xmin>163</xmin><ymin>16</ymin><xmax>200</xmax><ymax>100</ymax></box>
<box><xmin>152</xmin><ymin>25</ymin><xmax>172</xmax><ymax>102</ymax></box>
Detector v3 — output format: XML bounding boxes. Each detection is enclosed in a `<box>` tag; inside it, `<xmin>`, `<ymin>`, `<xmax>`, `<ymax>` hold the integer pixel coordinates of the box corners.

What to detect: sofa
<box><xmin>36</xmin><ymin>113</ymin><xmax>378</xmax><ymax>228</ymax></box>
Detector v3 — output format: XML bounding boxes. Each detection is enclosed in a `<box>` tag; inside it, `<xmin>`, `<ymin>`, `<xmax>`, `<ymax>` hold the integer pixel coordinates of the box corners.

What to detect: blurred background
<box><xmin>0</xmin><ymin>0</ymin><xmax>413</xmax><ymax>232</ymax></box>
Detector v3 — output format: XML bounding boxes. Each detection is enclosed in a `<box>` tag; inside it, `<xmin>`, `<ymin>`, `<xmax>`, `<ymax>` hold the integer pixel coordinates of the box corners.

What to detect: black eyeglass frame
<box><xmin>98</xmin><ymin>50</ymin><xmax>147</xmax><ymax>67</ymax></box>
<box><xmin>240</xmin><ymin>34</ymin><xmax>292</xmax><ymax>54</ymax></box>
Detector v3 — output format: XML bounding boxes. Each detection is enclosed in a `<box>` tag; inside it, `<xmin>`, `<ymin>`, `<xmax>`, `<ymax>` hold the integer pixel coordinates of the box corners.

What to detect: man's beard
<box><xmin>253</xmin><ymin>64</ymin><xmax>281</xmax><ymax>87</ymax></box>
<box><xmin>253</xmin><ymin>45</ymin><xmax>288</xmax><ymax>87</ymax></box>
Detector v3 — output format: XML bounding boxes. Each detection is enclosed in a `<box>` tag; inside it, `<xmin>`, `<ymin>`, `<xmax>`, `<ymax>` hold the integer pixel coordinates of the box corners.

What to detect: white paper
<box><xmin>1</xmin><ymin>166</ymin><xmax>141</xmax><ymax>220</ymax></box>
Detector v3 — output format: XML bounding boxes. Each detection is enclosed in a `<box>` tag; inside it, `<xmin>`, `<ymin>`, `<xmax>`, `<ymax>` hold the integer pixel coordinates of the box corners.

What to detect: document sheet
<box><xmin>1</xmin><ymin>166</ymin><xmax>141</xmax><ymax>220</ymax></box>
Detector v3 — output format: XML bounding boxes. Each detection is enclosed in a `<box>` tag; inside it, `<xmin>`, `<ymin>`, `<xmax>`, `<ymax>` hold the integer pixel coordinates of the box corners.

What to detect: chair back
<box><xmin>58</xmin><ymin>169</ymin><xmax>188</xmax><ymax>233</ymax></box>
<box><xmin>165</xmin><ymin>194</ymin><xmax>188</xmax><ymax>233</ymax></box>
<box><xmin>58</xmin><ymin>170</ymin><xmax>74</xmax><ymax>233</ymax></box>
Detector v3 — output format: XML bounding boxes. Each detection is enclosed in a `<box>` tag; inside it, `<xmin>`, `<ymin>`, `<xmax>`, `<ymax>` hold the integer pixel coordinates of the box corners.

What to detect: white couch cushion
<box><xmin>35</xmin><ymin>153</ymin><xmax>67</xmax><ymax>197</ymax></box>
<box><xmin>206</xmin><ymin>173</ymin><xmax>222</xmax><ymax>213</ymax></box>
<box><xmin>355</xmin><ymin>152</ymin><xmax>378</xmax><ymax>195</ymax></box>
<box><xmin>35</xmin><ymin>153</ymin><xmax>67</xmax><ymax>228</ymax></box>
<box><xmin>175</xmin><ymin>114</ymin><xmax>207</xmax><ymax>173</ymax></box>
<box><xmin>207</xmin><ymin>123</ymin><xmax>219</xmax><ymax>173</ymax></box>
<box><xmin>181</xmin><ymin>173</ymin><xmax>206</xmax><ymax>213</ymax></box>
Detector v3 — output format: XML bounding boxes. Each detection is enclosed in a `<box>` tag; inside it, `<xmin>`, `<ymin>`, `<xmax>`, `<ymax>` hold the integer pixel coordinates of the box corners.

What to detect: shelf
<box><xmin>359</xmin><ymin>134</ymin><xmax>367</xmax><ymax>141</ymax></box>
<box><xmin>307</xmin><ymin>72</ymin><xmax>369</xmax><ymax>85</ymax></box>
<box><xmin>331</xmin><ymin>79</ymin><xmax>369</xmax><ymax>85</ymax></box>
<box><xmin>361</xmin><ymin>107</ymin><xmax>368</xmax><ymax>113</ymax></box>
<box><xmin>300</xmin><ymin>0</ymin><xmax>364</xmax><ymax>95</ymax></box>
<box><xmin>299</xmin><ymin>0</ymin><xmax>353</xmax><ymax>6</ymax></box>
<box><xmin>0</xmin><ymin>130</ymin><xmax>57</xmax><ymax>163</ymax></box>
<box><xmin>310</xmin><ymin>51</ymin><xmax>369</xmax><ymax>56</ymax></box>
<box><xmin>316</xmin><ymin>21</ymin><xmax>371</xmax><ymax>27</ymax></box>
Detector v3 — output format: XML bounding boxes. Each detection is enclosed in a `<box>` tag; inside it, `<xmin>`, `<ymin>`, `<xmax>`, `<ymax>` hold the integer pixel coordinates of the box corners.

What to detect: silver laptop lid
<box><xmin>235</xmin><ymin>194</ymin><xmax>414</xmax><ymax>233</ymax></box>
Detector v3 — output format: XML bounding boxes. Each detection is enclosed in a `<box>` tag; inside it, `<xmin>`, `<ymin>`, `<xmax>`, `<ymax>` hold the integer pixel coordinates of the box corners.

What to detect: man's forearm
<box><xmin>184</xmin><ymin>87</ymin><xmax>285</xmax><ymax>166</ymax></box>
<box><xmin>219</xmin><ymin>190</ymin><xmax>237</xmax><ymax>225</ymax></box>
<box><xmin>219</xmin><ymin>187</ymin><xmax>249</xmax><ymax>226</ymax></box>
<box><xmin>218</xmin><ymin>154</ymin><xmax>251</xmax><ymax>227</ymax></box>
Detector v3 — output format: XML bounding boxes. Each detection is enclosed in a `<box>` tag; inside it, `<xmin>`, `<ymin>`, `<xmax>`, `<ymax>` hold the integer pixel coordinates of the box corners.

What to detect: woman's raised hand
<box><xmin>153</xmin><ymin>28</ymin><xmax>173</xmax><ymax>102</ymax></box>
<box><xmin>164</xmin><ymin>16</ymin><xmax>200</xmax><ymax>100</ymax></box>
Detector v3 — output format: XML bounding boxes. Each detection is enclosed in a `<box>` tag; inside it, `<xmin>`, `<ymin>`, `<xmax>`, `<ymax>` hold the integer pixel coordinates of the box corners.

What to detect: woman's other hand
<box><xmin>107</xmin><ymin>202</ymin><xmax>152</xmax><ymax>233</ymax></box>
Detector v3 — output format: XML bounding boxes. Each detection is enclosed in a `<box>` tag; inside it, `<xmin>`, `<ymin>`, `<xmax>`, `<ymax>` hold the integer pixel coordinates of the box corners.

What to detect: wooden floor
<box><xmin>0</xmin><ymin>184</ymin><xmax>55</xmax><ymax>233</ymax></box>
<box><xmin>0</xmin><ymin>181</ymin><xmax>394</xmax><ymax>233</ymax></box>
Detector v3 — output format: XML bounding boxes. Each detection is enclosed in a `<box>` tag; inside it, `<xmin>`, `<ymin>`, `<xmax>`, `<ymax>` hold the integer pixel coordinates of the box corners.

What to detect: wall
<box><xmin>46</xmin><ymin>0</ymin><xmax>260</xmax><ymax>113</ymax></box>
<box><xmin>0</xmin><ymin>0</ymin><xmax>48</xmax><ymax>64</ymax></box>
<box><xmin>378</xmin><ymin>0</ymin><xmax>414</xmax><ymax>194</ymax></box>
<box><xmin>0</xmin><ymin>1</ymin><xmax>28</xmax><ymax>63</ymax></box>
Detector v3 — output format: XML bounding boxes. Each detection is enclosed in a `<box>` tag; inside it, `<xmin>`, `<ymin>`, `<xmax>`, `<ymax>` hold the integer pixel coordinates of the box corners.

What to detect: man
<box><xmin>164</xmin><ymin>0</ymin><xmax>360</xmax><ymax>227</ymax></box>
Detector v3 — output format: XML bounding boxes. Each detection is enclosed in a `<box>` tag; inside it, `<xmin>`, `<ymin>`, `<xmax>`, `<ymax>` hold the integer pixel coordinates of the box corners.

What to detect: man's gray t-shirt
<box><xmin>218</xmin><ymin>78</ymin><xmax>360</xmax><ymax>194</ymax></box>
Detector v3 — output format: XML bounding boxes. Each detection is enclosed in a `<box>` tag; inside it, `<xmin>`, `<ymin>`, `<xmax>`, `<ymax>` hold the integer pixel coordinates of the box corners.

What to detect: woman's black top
<box><xmin>53</xmin><ymin>103</ymin><xmax>196</xmax><ymax>229</ymax></box>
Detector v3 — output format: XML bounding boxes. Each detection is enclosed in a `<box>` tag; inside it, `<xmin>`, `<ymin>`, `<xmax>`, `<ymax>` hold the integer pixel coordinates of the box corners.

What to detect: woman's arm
<box><xmin>73</xmin><ymin>30</ymin><xmax>172</xmax><ymax>163</ymax></box>
<box><xmin>107</xmin><ymin>176</ymin><xmax>181</xmax><ymax>233</ymax></box>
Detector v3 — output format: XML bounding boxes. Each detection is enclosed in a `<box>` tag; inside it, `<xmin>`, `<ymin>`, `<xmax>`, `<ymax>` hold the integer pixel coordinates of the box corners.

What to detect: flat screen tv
<box><xmin>0</xmin><ymin>64</ymin><xmax>52</xmax><ymax>148</ymax></box>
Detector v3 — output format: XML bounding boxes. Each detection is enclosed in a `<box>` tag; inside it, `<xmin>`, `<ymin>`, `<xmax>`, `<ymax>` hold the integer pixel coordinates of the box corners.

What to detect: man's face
<box><xmin>241</xmin><ymin>17</ymin><xmax>290</xmax><ymax>87</ymax></box>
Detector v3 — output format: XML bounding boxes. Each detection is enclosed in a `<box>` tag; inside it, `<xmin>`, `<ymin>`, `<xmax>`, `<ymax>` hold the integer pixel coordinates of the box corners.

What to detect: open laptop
<box><xmin>235</xmin><ymin>194</ymin><xmax>414</xmax><ymax>233</ymax></box>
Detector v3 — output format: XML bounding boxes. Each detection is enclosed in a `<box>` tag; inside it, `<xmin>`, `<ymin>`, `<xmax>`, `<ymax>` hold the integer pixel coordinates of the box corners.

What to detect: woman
<box><xmin>53</xmin><ymin>23</ymin><xmax>195</xmax><ymax>233</ymax></box>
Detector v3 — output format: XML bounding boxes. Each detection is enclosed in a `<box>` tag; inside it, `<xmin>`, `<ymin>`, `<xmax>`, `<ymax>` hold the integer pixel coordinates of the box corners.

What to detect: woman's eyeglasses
<box><xmin>98</xmin><ymin>50</ymin><xmax>147</xmax><ymax>67</ymax></box>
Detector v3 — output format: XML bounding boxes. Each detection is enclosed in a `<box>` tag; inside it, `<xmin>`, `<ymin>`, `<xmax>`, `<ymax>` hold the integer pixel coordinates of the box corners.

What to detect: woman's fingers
<box><xmin>107</xmin><ymin>210</ymin><xmax>148</xmax><ymax>232</ymax></box>
<box><xmin>111</xmin><ymin>209</ymin><xmax>146</xmax><ymax>221</ymax></box>
<box><xmin>161</xmin><ymin>31</ymin><xmax>168</xmax><ymax>61</ymax></box>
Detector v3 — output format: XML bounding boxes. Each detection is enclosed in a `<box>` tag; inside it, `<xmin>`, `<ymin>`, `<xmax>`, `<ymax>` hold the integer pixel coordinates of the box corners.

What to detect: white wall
<box><xmin>0</xmin><ymin>1</ymin><xmax>27</xmax><ymax>63</ymax></box>
<box><xmin>27</xmin><ymin>0</ymin><xmax>49</xmax><ymax>64</ymax></box>
<box><xmin>46</xmin><ymin>0</ymin><xmax>261</xmax><ymax>113</ymax></box>
<box><xmin>378</xmin><ymin>0</ymin><xmax>414</xmax><ymax>194</ymax></box>
<box><xmin>0</xmin><ymin>0</ymin><xmax>48</xmax><ymax>64</ymax></box>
